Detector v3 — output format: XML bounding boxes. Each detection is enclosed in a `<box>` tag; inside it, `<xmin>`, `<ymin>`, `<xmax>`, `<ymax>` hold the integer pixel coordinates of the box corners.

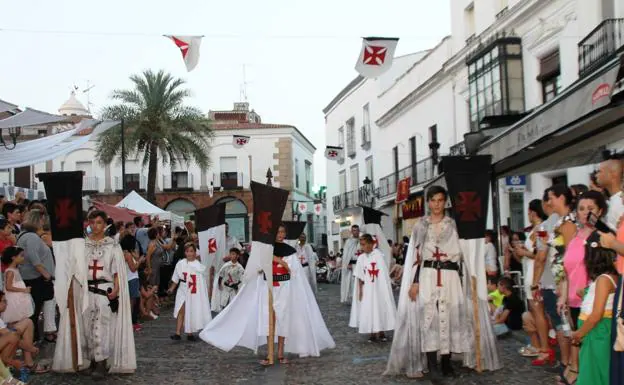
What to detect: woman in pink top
<box><xmin>558</xmin><ymin>190</ymin><xmax>607</xmax><ymax>384</ymax></box>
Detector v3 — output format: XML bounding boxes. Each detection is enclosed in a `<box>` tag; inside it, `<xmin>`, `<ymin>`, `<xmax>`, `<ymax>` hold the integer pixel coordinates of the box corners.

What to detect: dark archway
<box><xmin>165</xmin><ymin>198</ymin><xmax>197</xmax><ymax>220</ymax></box>
<box><xmin>214</xmin><ymin>196</ymin><xmax>249</xmax><ymax>242</ymax></box>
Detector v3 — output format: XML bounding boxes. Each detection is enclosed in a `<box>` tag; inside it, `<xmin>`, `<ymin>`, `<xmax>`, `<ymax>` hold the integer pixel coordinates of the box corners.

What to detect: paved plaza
<box><xmin>31</xmin><ymin>283</ymin><xmax>555</xmax><ymax>384</ymax></box>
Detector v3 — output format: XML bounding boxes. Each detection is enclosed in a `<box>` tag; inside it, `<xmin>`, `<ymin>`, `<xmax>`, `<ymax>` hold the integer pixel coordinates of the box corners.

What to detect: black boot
<box><xmin>91</xmin><ymin>360</ymin><xmax>107</xmax><ymax>380</ymax></box>
<box><xmin>426</xmin><ymin>352</ymin><xmax>438</xmax><ymax>373</ymax></box>
<box><xmin>441</xmin><ymin>354</ymin><xmax>456</xmax><ymax>377</ymax></box>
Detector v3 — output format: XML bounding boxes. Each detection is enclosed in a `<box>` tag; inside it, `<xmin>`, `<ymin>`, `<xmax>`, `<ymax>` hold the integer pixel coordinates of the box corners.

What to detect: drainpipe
<box><xmin>452</xmin><ymin>78</ymin><xmax>458</xmax><ymax>145</ymax></box>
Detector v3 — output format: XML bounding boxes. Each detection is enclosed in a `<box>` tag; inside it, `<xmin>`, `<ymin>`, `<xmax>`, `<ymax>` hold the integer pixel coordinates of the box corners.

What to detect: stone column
<box><xmin>104</xmin><ymin>164</ymin><xmax>112</xmax><ymax>193</ymax></box>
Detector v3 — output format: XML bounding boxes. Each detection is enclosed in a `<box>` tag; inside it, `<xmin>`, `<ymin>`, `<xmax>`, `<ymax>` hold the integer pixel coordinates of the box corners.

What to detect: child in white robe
<box><xmin>167</xmin><ymin>243</ymin><xmax>212</xmax><ymax>341</ymax></box>
<box><xmin>217</xmin><ymin>248</ymin><xmax>245</xmax><ymax>310</ymax></box>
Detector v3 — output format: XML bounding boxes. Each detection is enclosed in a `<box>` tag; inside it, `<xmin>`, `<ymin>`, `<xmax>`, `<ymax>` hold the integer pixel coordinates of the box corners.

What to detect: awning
<box><xmin>0</xmin><ymin>107</ymin><xmax>70</xmax><ymax>129</ymax></box>
<box><xmin>0</xmin><ymin>99</ymin><xmax>17</xmax><ymax>114</ymax></box>
<box><xmin>479</xmin><ymin>54</ymin><xmax>624</xmax><ymax>176</ymax></box>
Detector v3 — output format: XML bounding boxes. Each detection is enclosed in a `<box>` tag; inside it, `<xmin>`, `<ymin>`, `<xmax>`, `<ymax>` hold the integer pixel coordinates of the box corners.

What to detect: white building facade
<box><xmin>325</xmin><ymin>0</ymin><xmax>624</xmax><ymax>251</ymax></box>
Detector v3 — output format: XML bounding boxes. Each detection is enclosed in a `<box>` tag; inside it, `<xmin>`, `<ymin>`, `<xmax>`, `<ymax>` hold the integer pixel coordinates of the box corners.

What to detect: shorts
<box><xmin>541</xmin><ymin>288</ymin><xmax>562</xmax><ymax>330</ymax></box>
<box><xmin>128</xmin><ymin>278</ymin><xmax>140</xmax><ymax>299</ymax></box>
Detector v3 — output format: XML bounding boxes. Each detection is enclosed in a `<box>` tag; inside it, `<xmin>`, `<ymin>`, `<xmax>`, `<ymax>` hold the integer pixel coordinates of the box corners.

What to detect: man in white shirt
<box><xmin>596</xmin><ymin>157</ymin><xmax>624</xmax><ymax>230</ymax></box>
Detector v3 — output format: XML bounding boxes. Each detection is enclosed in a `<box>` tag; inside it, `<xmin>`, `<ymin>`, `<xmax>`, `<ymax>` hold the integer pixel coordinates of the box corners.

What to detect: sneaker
<box><xmin>150</xmin><ymin>311</ymin><xmax>159</xmax><ymax>320</ymax></box>
<box><xmin>133</xmin><ymin>324</ymin><xmax>142</xmax><ymax>332</ymax></box>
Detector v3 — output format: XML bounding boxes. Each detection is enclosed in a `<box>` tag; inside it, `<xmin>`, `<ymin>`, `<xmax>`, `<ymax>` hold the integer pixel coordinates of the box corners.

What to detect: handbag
<box><xmin>614</xmin><ymin>277</ymin><xmax>624</xmax><ymax>352</ymax></box>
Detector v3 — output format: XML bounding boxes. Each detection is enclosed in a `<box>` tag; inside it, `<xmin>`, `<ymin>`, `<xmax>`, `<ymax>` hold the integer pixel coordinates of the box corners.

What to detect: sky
<box><xmin>0</xmin><ymin>0</ymin><xmax>451</xmax><ymax>186</ymax></box>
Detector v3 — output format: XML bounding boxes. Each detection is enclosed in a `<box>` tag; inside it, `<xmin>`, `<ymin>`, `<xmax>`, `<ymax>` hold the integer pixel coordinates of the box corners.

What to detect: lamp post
<box><xmin>0</xmin><ymin>127</ymin><xmax>21</xmax><ymax>150</ymax></box>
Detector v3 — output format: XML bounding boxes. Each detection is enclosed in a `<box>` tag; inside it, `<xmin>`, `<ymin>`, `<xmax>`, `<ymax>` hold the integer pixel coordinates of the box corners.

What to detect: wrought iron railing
<box><xmin>213</xmin><ymin>172</ymin><xmax>246</xmax><ymax>190</ymax></box>
<box><xmin>449</xmin><ymin>141</ymin><xmax>466</xmax><ymax>156</ymax></box>
<box><xmin>83</xmin><ymin>176</ymin><xmax>99</xmax><ymax>192</ymax></box>
<box><xmin>377</xmin><ymin>157</ymin><xmax>435</xmax><ymax>198</ymax></box>
<box><xmin>578</xmin><ymin>18</ymin><xmax>624</xmax><ymax>78</ymax></box>
<box><xmin>114</xmin><ymin>175</ymin><xmax>146</xmax><ymax>192</ymax></box>
<box><xmin>332</xmin><ymin>184</ymin><xmax>378</xmax><ymax>213</ymax></box>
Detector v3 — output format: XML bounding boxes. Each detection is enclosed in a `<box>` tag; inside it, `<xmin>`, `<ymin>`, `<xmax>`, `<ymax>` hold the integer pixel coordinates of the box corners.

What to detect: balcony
<box><xmin>449</xmin><ymin>141</ymin><xmax>466</xmax><ymax>156</ymax></box>
<box><xmin>83</xmin><ymin>176</ymin><xmax>100</xmax><ymax>193</ymax></box>
<box><xmin>215</xmin><ymin>172</ymin><xmax>246</xmax><ymax>190</ymax></box>
<box><xmin>115</xmin><ymin>175</ymin><xmax>146</xmax><ymax>192</ymax></box>
<box><xmin>377</xmin><ymin>157</ymin><xmax>435</xmax><ymax>198</ymax></box>
<box><xmin>578</xmin><ymin>18</ymin><xmax>624</xmax><ymax>78</ymax></box>
<box><xmin>163</xmin><ymin>173</ymin><xmax>194</xmax><ymax>191</ymax></box>
<box><xmin>332</xmin><ymin>184</ymin><xmax>378</xmax><ymax>213</ymax></box>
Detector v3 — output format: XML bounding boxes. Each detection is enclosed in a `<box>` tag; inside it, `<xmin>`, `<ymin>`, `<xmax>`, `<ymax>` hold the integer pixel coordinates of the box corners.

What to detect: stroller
<box><xmin>316</xmin><ymin>260</ymin><xmax>329</xmax><ymax>283</ymax></box>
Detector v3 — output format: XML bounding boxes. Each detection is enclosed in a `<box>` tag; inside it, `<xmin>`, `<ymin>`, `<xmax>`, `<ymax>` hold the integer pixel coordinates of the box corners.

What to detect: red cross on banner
<box><xmin>233</xmin><ymin>135</ymin><xmax>250</xmax><ymax>149</ymax></box>
<box><xmin>208</xmin><ymin>238</ymin><xmax>217</xmax><ymax>253</ymax></box>
<box><xmin>166</xmin><ymin>35</ymin><xmax>202</xmax><ymax>72</ymax></box>
<box><xmin>355</xmin><ymin>37</ymin><xmax>399</xmax><ymax>79</ymax></box>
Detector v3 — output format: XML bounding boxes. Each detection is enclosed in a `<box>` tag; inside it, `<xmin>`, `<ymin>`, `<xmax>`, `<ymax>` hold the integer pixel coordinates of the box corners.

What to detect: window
<box><xmin>171</xmin><ymin>171</ymin><xmax>189</xmax><ymax>189</ymax></box>
<box><xmin>346</xmin><ymin>118</ymin><xmax>356</xmax><ymax>158</ymax></box>
<box><xmin>338</xmin><ymin>126</ymin><xmax>345</xmax><ymax>148</ymax></box>
<box><xmin>350</xmin><ymin>164</ymin><xmax>359</xmax><ymax>191</ymax></box>
<box><xmin>305</xmin><ymin>160</ymin><xmax>312</xmax><ymax>195</ymax></box>
<box><xmin>295</xmin><ymin>158</ymin><xmax>300</xmax><ymax>189</ymax></box>
<box><xmin>365</xmin><ymin>156</ymin><xmax>374</xmax><ymax>182</ymax></box>
<box><xmin>76</xmin><ymin>161</ymin><xmax>92</xmax><ymax>176</ymax></box>
<box><xmin>220</xmin><ymin>156</ymin><xmax>238</xmax><ymax>189</ymax></box>
<box><xmin>467</xmin><ymin>37</ymin><xmax>525</xmax><ymax>131</ymax></box>
<box><xmin>361</xmin><ymin>104</ymin><xmax>371</xmax><ymax>149</ymax></box>
<box><xmin>338</xmin><ymin>170</ymin><xmax>347</xmax><ymax>194</ymax></box>
<box><xmin>464</xmin><ymin>3</ymin><xmax>475</xmax><ymax>41</ymax></box>
<box><xmin>37</xmin><ymin>129</ymin><xmax>47</xmax><ymax>137</ymax></box>
<box><xmin>124</xmin><ymin>173</ymin><xmax>140</xmax><ymax>191</ymax></box>
<box><xmin>538</xmin><ymin>51</ymin><xmax>561</xmax><ymax>103</ymax></box>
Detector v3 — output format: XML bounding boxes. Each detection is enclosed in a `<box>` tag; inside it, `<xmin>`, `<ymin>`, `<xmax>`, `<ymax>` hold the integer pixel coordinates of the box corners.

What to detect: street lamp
<box><xmin>0</xmin><ymin>127</ymin><xmax>21</xmax><ymax>150</ymax></box>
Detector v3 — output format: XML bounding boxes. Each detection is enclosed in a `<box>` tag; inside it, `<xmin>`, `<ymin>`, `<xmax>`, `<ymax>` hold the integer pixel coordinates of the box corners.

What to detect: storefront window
<box><xmin>467</xmin><ymin>37</ymin><xmax>525</xmax><ymax>131</ymax></box>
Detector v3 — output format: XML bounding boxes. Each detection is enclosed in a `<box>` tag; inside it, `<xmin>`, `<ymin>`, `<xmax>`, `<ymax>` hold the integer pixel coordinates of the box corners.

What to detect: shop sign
<box><xmin>402</xmin><ymin>193</ymin><xmax>424</xmax><ymax>220</ymax></box>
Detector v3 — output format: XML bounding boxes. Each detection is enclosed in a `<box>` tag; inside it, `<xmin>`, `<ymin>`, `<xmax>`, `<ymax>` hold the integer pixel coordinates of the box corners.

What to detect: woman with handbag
<box><xmin>14</xmin><ymin>209</ymin><xmax>54</xmax><ymax>342</ymax></box>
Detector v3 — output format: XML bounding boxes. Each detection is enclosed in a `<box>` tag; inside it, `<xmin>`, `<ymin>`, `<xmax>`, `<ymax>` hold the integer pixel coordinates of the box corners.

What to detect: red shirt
<box><xmin>0</xmin><ymin>238</ymin><xmax>15</xmax><ymax>273</ymax></box>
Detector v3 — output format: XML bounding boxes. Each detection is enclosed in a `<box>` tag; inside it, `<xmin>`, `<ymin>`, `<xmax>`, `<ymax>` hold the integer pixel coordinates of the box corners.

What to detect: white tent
<box><xmin>115</xmin><ymin>190</ymin><xmax>184</xmax><ymax>227</ymax></box>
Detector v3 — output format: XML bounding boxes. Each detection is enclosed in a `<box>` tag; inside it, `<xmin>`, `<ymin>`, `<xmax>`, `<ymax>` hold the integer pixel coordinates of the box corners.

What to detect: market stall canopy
<box><xmin>0</xmin><ymin>119</ymin><xmax>120</xmax><ymax>169</ymax></box>
<box><xmin>0</xmin><ymin>99</ymin><xmax>18</xmax><ymax>113</ymax></box>
<box><xmin>115</xmin><ymin>190</ymin><xmax>184</xmax><ymax>227</ymax></box>
<box><xmin>92</xmin><ymin>200</ymin><xmax>150</xmax><ymax>224</ymax></box>
<box><xmin>0</xmin><ymin>107</ymin><xmax>70</xmax><ymax>129</ymax></box>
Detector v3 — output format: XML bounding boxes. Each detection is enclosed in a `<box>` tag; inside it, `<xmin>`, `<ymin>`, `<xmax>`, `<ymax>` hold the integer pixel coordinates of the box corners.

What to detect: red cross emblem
<box><xmin>456</xmin><ymin>191</ymin><xmax>482</xmax><ymax>221</ymax></box>
<box><xmin>208</xmin><ymin>238</ymin><xmax>217</xmax><ymax>253</ymax></box>
<box><xmin>55</xmin><ymin>198</ymin><xmax>77</xmax><ymax>229</ymax></box>
<box><xmin>327</xmin><ymin>150</ymin><xmax>338</xmax><ymax>158</ymax></box>
<box><xmin>257</xmin><ymin>211</ymin><xmax>272</xmax><ymax>234</ymax></box>
<box><xmin>432</xmin><ymin>247</ymin><xmax>448</xmax><ymax>287</ymax></box>
<box><xmin>363</xmin><ymin>45</ymin><xmax>387</xmax><ymax>66</ymax></box>
<box><xmin>88</xmin><ymin>260</ymin><xmax>104</xmax><ymax>288</ymax></box>
<box><xmin>299</xmin><ymin>254</ymin><xmax>306</xmax><ymax>264</ymax></box>
<box><xmin>298</xmin><ymin>203</ymin><xmax>307</xmax><ymax>212</ymax></box>
<box><xmin>171</xmin><ymin>36</ymin><xmax>189</xmax><ymax>58</ymax></box>
<box><xmin>236</xmin><ymin>137</ymin><xmax>248</xmax><ymax>146</ymax></box>
<box><xmin>367</xmin><ymin>262</ymin><xmax>380</xmax><ymax>282</ymax></box>
<box><xmin>182</xmin><ymin>272</ymin><xmax>197</xmax><ymax>294</ymax></box>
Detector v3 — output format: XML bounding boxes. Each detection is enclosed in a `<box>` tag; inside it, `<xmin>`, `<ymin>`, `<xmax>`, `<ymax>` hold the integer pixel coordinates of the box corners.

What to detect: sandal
<box><xmin>278</xmin><ymin>356</ymin><xmax>289</xmax><ymax>364</ymax></box>
<box><xmin>558</xmin><ymin>368</ymin><xmax>578</xmax><ymax>385</ymax></box>
<box><xmin>259</xmin><ymin>357</ymin><xmax>272</xmax><ymax>366</ymax></box>
<box><xmin>26</xmin><ymin>362</ymin><xmax>50</xmax><ymax>374</ymax></box>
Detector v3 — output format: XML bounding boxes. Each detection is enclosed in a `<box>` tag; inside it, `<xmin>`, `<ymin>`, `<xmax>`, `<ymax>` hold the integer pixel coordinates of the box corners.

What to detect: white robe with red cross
<box><xmin>172</xmin><ymin>259</ymin><xmax>212</xmax><ymax>333</ymax></box>
<box><xmin>349</xmin><ymin>248</ymin><xmax>396</xmax><ymax>334</ymax></box>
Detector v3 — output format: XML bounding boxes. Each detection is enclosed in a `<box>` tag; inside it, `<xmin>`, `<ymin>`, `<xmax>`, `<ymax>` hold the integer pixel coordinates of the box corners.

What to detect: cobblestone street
<box><xmin>31</xmin><ymin>283</ymin><xmax>556</xmax><ymax>385</ymax></box>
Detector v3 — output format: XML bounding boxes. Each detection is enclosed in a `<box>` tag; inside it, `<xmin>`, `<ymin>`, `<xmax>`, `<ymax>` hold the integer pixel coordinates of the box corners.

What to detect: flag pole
<box><xmin>471</xmin><ymin>276</ymin><xmax>482</xmax><ymax>372</ymax></box>
<box><xmin>266</xmin><ymin>173</ymin><xmax>275</xmax><ymax>365</ymax></box>
<box><xmin>120</xmin><ymin>118</ymin><xmax>127</xmax><ymax>196</ymax></box>
<box><xmin>67</xmin><ymin>280</ymin><xmax>78</xmax><ymax>371</ymax></box>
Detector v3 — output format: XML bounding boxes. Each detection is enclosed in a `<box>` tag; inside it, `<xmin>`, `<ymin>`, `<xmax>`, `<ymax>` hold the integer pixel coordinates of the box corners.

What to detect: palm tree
<box><xmin>96</xmin><ymin>69</ymin><xmax>213</xmax><ymax>203</ymax></box>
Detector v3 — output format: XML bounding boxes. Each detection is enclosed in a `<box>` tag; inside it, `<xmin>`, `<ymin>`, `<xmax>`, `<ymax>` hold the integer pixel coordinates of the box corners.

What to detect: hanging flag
<box><xmin>243</xmin><ymin>182</ymin><xmax>290</xmax><ymax>287</ymax></box>
<box><xmin>38</xmin><ymin>171</ymin><xmax>90</xmax><ymax>371</ymax></box>
<box><xmin>297</xmin><ymin>202</ymin><xmax>308</xmax><ymax>214</ymax></box>
<box><xmin>441</xmin><ymin>155</ymin><xmax>492</xmax><ymax>240</ymax></box>
<box><xmin>166</xmin><ymin>35</ymin><xmax>202</xmax><ymax>72</ymax></box>
<box><xmin>314</xmin><ymin>203</ymin><xmax>322</xmax><ymax>216</ymax></box>
<box><xmin>355</xmin><ymin>37</ymin><xmax>399</xmax><ymax>79</ymax></box>
<box><xmin>195</xmin><ymin>203</ymin><xmax>227</xmax><ymax>271</ymax></box>
<box><xmin>360</xmin><ymin>205</ymin><xmax>392</xmax><ymax>268</ymax></box>
<box><xmin>325</xmin><ymin>146</ymin><xmax>344</xmax><ymax>160</ymax></box>
<box><xmin>232</xmin><ymin>135</ymin><xmax>250</xmax><ymax>149</ymax></box>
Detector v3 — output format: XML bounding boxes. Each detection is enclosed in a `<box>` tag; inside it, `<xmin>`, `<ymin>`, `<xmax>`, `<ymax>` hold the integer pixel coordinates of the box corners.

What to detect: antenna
<box><xmin>82</xmin><ymin>80</ymin><xmax>96</xmax><ymax>113</ymax></box>
<box><xmin>239</xmin><ymin>64</ymin><xmax>248</xmax><ymax>102</ymax></box>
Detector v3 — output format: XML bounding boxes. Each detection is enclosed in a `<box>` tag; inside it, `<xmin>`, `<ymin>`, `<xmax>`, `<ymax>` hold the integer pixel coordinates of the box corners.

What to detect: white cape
<box><xmin>340</xmin><ymin>238</ymin><xmax>359</xmax><ymax>303</ymax></box>
<box><xmin>349</xmin><ymin>248</ymin><xmax>396</xmax><ymax>333</ymax></box>
<box><xmin>200</xmin><ymin>253</ymin><xmax>335</xmax><ymax>357</ymax></box>
<box><xmin>53</xmin><ymin>237</ymin><xmax>136</xmax><ymax>374</ymax></box>
<box><xmin>295</xmin><ymin>242</ymin><xmax>318</xmax><ymax>295</ymax></box>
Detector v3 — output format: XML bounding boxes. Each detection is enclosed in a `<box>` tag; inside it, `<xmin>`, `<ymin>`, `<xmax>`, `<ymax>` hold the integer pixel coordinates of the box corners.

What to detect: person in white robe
<box><xmin>200</xmin><ymin>224</ymin><xmax>335</xmax><ymax>364</ymax></box>
<box><xmin>349</xmin><ymin>233</ymin><xmax>396</xmax><ymax>341</ymax></box>
<box><xmin>211</xmin><ymin>223</ymin><xmax>244</xmax><ymax>310</ymax></box>
<box><xmin>54</xmin><ymin>210</ymin><xmax>136</xmax><ymax>379</ymax></box>
<box><xmin>385</xmin><ymin>186</ymin><xmax>501</xmax><ymax>379</ymax></box>
<box><xmin>217</xmin><ymin>248</ymin><xmax>245</xmax><ymax>310</ymax></box>
<box><xmin>340</xmin><ymin>225</ymin><xmax>361</xmax><ymax>303</ymax></box>
<box><xmin>295</xmin><ymin>233</ymin><xmax>317</xmax><ymax>294</ymax></box>
<box><xmin>168</xmin><ymin>242</ymin><xmax>212</xmax><ymax>340</ymax></box>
